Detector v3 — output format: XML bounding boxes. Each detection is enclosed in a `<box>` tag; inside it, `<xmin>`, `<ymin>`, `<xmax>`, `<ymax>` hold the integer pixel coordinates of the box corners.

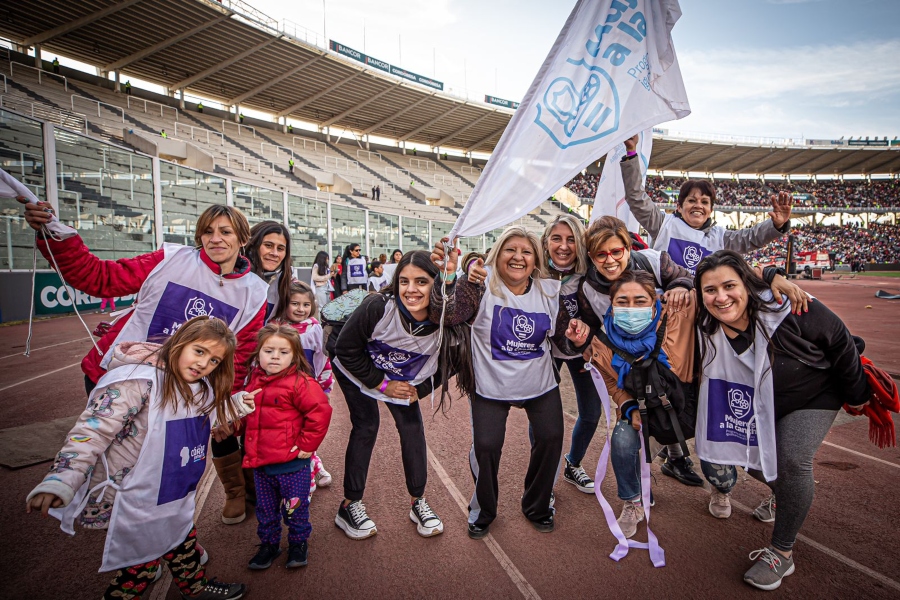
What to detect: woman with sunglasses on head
<box><xmin>693</xmin><ymin>250</ymin><xmax>868</xmax><ymax>590</ymax></box>
<box><xmin>619</xmin><ymin>135</ymin><xmax>793</xmax><ymax>275</ymax></box>
<box><xmin>434</xmin><ymin>228</ymin><xmax>589</xmax><ymax>539</ymax></box>
<box><xmin>340</xmin><ymin>243</ymin><xmax>368</xmax><ymax>294</ymax></box>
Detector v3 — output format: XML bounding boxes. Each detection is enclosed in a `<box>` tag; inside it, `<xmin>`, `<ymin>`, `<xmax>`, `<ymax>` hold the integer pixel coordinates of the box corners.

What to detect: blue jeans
<box><xmin>610</xmin><ymin>419</ymin><xmax>642</xmax><ymax>501</ymax></box>
<box><xmin>557</xmin><ymin>357</ymin><xmax>603</xmax><ymax>466</ymax></box>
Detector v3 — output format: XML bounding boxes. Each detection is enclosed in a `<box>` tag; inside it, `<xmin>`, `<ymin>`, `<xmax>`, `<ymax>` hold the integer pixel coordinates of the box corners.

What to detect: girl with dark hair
<box><xmin>27</xmin><ymin>317</ymin><xmax>252</xmax><ymax>600</ymax></box>
<box><xmin>694</xmin><ymin>250</ymin><xmax>869</xmax><ymax>590</ymax></box>
<box><xmin>340</xmin><ymin>243</ymin><xmax>368</xmax><ymax>293</ymax></box>
<box><xmin>618</xmin><ymin>134</ymin><xmax>793</xmax><ymax>275</ymax></box>
<box><xmin>332</xmin><ymin>250</ymin><xmax>459</xmax><ymax>540</ymax></box>
<box><xmin>311</xmin><ymin>251</ymin><xmax>331</xmax><ymax>308</ymax></box>
<box><xmin>244</xmin><ymin>220</ymin><xmax>292</xmax><ymax>320</ymax></box>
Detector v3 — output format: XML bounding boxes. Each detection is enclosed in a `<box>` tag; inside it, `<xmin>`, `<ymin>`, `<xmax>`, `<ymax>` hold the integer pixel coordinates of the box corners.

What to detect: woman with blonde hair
<box><xmin>433</xmin><ymin>226</ymin><xmax>589</xmax><ymax>539</ymax></box>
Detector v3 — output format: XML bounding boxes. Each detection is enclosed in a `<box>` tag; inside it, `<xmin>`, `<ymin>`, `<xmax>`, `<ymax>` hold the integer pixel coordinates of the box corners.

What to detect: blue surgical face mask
<box><xmin>612</xmin><ymin>306</ymin><xmax>654</xmax><ymax>334</ymax></box>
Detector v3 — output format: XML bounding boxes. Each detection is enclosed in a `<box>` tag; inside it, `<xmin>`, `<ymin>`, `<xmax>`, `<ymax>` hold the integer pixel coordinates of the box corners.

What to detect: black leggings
<box><xmin>335</xmin><ymin>368</ymin><xmax>428</xmax><ymax>501</ymax></box>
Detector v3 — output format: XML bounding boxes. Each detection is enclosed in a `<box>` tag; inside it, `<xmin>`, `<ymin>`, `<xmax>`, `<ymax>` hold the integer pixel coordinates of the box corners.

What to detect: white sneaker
<box><xmin>617</xmin><ymin>501</ymin><xmax>645</xmax><ymax>539</ymax></box>
<box><xmin>409</xmin><ymin>497</ymin><xmax>444</xmax><ymax>537</ymax></box>
<box><xmin>335</xmin><ymin>500</ymin><xmax>377</xmax><ymax>540</ymax></box>
<box><xmin>316</xmin><ymin>466</ymin><xmax>333</xmax><ymax>488</ymax></box>
<box><xmin>709</xmin><ymin>490</ymin><xmax>732</xmax><ymax>519</ymax></box>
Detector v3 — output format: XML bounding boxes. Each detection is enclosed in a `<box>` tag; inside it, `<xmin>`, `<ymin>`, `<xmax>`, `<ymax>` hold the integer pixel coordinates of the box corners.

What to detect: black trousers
<box><xmin>335</xmin><ymin>368</ymin><xmax>428</xmax><ymax>501</ymax></box>
<box><xmin>468</xmin><ymin>387</ymin><xmax>564</xmax><ymax>527</ymax></box>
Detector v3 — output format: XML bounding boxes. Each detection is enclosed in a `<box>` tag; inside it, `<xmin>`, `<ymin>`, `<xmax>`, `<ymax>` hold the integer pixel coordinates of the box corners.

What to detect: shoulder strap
<box><xmin>648</xmin><ymin>313</ymin><xmax>669</xmax><ymax>361</ymax></box>
<box><xmin>592</xmin><ymin>326</ymin><xmax>639</xmax><ymax>366</ymax></box>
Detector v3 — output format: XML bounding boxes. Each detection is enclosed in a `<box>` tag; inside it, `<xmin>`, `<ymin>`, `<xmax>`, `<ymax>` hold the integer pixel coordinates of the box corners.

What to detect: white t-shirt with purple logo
<box><xmin>346</xmin><ymin>257</ymin><xmax>368</xmax><ymax>286</ymax></box>
<box><xmin>472</xmin><ymin>267</ymin><xmax>560</xmax><ymax>401</ymax></box>
<box><xmin>652</xmin><ymin>213</ymin><xmax>725</xmax><ymax>275</ymax></box>
<box><xmin>333</xmin><ymin>298</ymin><xmax>440</xmax><ymax>405</ymax></box>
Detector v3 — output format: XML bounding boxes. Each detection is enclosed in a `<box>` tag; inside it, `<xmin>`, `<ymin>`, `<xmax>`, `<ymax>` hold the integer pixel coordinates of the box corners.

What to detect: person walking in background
<box><xmin>124</xmin><ymin>80</ymin><xmax>132</xmax><ymax>95</ymax></box>
<box><xmin>331</xmin><ymin>256</ymin><xmax>344</xmax><ymax>298</ymax></box>
<box><xmin>99</xmin><ymin>297</ymin><xmax>116</xmax><ymax>314</ymax></box>
<box><xmin>341</xmin><ymin>243</ymin><xmax>368</xmax><ymax>294</ymax></box>
<box><xmin>311</xmin><ymin>251</ymin><xmax>332</xmax><ymax>309</ymax></box>
<box><xmin>52</xmin><ymin>57</ymin><xmax>60</xmax><ymax>74</ymax></box>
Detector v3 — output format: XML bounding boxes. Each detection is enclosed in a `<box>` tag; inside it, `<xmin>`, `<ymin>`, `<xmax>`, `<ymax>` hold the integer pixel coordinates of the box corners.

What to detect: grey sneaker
<box><xmin>744</xmin><ymin>547</ymin><xmax>795</xmax><ymax>591</ymax></box>
<box><xmin>708</xmin><ymin>490</ymin><xmax>732</xmax><ymax>519</ymax></box>
<box><xmin>616</xmin><ymin>501</ymin><xmax>644</xmax><ymax>539</ymax></box>
<box><xmin>753</xmin><ymin>495</ymin><xmax>776</xmax><ymax>523</ymax></box>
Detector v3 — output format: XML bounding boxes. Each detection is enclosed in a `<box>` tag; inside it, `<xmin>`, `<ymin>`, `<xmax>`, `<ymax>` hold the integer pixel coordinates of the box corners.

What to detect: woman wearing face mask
<box><xmin>583</xmin><ymin>270</ymin><xmax>697</xmax><ymax>539</ymax></box>
<box><xmin>619</xmin><ymin>135</ymin><xmax>793</xmax><ymax>275</ymax></box>
<box><xmin>20</xmin><ymin>200</ymin><xmax>269</xmax><ymax>526</ymax></box>
<box><xmin>434</xmin><ymin>227</ymin><xmax>587</xmax><ymax>539</ymax></box>
<box><xmin>332</xmin><ymin>250</ymin><xmax>463</xmax><ymax>541</ymax></box>
<box><xmin>694</xmin><ymin>251</ymin><xmax>869</xmax><ymax>591</ymax></box>
<box><xmin>340</xmin><ymin>243</ymin><xmax>368</xmax><ymax>294</ymax></box>
<box><xmin>244</xmin><ymin>220</ymin><xmax>292</xmax><ymax>320</ymax></box>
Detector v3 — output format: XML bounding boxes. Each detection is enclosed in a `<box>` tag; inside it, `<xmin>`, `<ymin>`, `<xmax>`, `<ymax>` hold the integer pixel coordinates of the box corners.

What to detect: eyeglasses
<box><xmin>351</xmin><ymin>248</ymin><xmax>361</xmax><ymax>254</ymax></box>
<box><xmin>594</xmin><ymin>247</ymin><xmax>626</xmax><ymax>261</ymax></box>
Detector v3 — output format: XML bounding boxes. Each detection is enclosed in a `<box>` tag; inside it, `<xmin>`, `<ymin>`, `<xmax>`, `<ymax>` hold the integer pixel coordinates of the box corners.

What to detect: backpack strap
<box><xmin>592</xmin><ymin>326</ymin><xmax>640</xmax><ymax>366</ymax></box>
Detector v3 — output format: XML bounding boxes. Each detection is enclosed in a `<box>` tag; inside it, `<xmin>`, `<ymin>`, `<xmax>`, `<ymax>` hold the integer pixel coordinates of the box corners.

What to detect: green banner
<box><xmin>484</xmin><ymin>95</ymin><xmax>520</xmax><ymax>109</ymax></box>
<box><xmin>330</xmin><ymin>39</ymin><xmax>443</xmax><ymax>91</ymax></box>
<box><xmin>34</xmin><ymin>272</ymin><xmax>136</xmax><ymax>316</ymax></box>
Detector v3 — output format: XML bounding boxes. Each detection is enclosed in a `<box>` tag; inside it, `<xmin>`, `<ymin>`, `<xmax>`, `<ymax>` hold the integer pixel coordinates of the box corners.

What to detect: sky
<box><xmin>254</xmin><ymin>0</ymin><xmax>900</xmax><ymax>141</ymax></box>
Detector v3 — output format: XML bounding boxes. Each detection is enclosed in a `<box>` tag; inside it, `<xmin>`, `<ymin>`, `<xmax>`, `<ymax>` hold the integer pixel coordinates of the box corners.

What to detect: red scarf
<box><xmin>843</xmin><ymin>356</ymin><xmax>899</xmax><ymax>448</ymax></box>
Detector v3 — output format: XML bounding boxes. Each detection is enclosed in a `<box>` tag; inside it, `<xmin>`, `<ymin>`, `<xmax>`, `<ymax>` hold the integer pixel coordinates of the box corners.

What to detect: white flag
<box><xmin>590</xmin><ymin>128</ymin><xmax>653</xmax><ymax>231</ymax></box>
<box><xmin>449</xmin><ymin>0</ymin><xmax>689</xmax><ymax>240</ymax></box>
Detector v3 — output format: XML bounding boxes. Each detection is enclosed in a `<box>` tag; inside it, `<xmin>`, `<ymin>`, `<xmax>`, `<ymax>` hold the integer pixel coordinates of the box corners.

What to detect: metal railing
<box><xmin>292</xmin><ymin>137</ymin><xmax>326</xmax><ymax>153</ymax></box>
<box><xmin>324</xmin><ymin>156</ymin><xmax>359</xmax><ymax>171</ymax></box>
<box><xmin>260</xmin><ymin>142</ymin><xmax>294</xmax><ymax>159</ymax></box>
<box><xmin>71</xmin><ymin>95</ymin><xmax>125</xmax><ymax>123</ymax></box>
<box><xmin>385</xmin><ymin>166</ymin><xmax>411</xmax><ymax>179</ymax></box>
<box><xmin>461</xmin><ymin>165</ymin><xmax>481</xmax><ymax>175</ymax></box>
<box><xmin>174</xmin><ymin>122</ymin><xmax>224</xmax><ymax>145</ymax></box>
<box><xmin>225</xmin><ymin>152</ymin><xmax>275</xmax><ymax>175</ymax></box>
<box><xmin>127</xmin><ymin>96</ymin><xmax>178</xmax><ymax>121</ymax></box>
<box><xmin>9</xmin><ymin>62</ymin><xmax>68</xmax><ymax>91</ymax></box>
<box><xmin>0</xmin><ymin>95</ymin><xmax>88</xmax><ymax>134</ymax></box>
<box><xmin>433</xmin><ymin>173</ymin><xmax>459</xmax><ymax>186</ymax></box>
<box><xmin>409</xmin><ymin>158</ymin><xmax>435</xmax><ymax>170</ymax></box>
<box><xmin>356</xmin><ymin>149</ymin><xmax>382</xmax><ymax>162</ymax></box>
<box><xmin>222</xmin><ymin>120</ymin><xmax>256</xmax><ymax>138</ymax></box>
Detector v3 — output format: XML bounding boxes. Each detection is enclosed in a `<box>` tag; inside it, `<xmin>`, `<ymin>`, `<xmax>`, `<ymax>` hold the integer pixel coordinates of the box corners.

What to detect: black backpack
<box><xmin>594</xmin><ymin>314</ymin><xmax>698</xmax><ymax>461</ymax></box>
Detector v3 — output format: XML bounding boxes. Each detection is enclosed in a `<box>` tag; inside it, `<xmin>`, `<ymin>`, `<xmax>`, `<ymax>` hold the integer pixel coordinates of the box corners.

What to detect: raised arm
<box><xmin>723</xmin><ymin>191</ymin><xmax>792</xmax><ymax>254</ymax></box>
<box><xmin>620</xmin><ymin>135</ymin><xmax>665</xmax><ymax>239</ymax></box>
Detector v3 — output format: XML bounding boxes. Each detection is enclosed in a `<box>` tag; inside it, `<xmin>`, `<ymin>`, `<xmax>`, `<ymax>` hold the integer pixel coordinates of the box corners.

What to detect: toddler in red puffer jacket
<box><xmin>240</xmin><ymin>323</ymin><xmax>332</xmax><ymax>570</ymax></box>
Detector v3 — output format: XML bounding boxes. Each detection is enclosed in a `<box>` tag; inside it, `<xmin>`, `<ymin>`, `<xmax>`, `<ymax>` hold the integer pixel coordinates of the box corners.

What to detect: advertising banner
<box><xmin>485</xmin><ymin>95</ymin><xmax>520</xmax><ymax>109</ymax></box>
<box><xmin>330</xmin><ymin>40</ymin><xmax>443</xmax><ymax>90</ymax></box>
<box><xmin>34</xmin><ymin>272</ymin><xmax>136</xmax><ymax>316</ymax></box>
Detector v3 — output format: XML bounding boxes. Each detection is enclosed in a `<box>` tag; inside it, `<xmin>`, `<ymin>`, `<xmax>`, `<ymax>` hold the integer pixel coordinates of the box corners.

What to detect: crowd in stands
<box><xmin>567</xmin><ymin>173</ymin><xmax>900</xmax><ymax>209</ymax></box>
<box><xmin>745</xmin><ymin>223</ymin><xmax>900</xmax><ymax>265</ymax></box>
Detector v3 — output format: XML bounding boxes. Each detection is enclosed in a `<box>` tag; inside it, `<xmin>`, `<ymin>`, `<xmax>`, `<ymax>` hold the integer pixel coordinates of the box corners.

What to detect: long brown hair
<box><xmin>156</xmin><ymin>316</ymin><xmax>237</xmax><ymax>422</ymax></box>
<box><xmin>277</xmin><ymin>281</ymin><xmax>317</xmax><ymax>322</ymax></box>
<box><xmin>245</xmin><ymin>220</ymin><xmax>293</xmax><ymax>311</ymax></box>
<box><xmin>247</xmin><ymin>322</ymin><xmax>313</xmax><ymax>378</ymax></box>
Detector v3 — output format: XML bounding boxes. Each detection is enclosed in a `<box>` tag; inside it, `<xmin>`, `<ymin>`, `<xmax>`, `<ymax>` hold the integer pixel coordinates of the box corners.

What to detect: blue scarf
<box><xmin>603</xmin><ymin>300</ymin><xmax>670</xmax><ymax>389</ymax></box>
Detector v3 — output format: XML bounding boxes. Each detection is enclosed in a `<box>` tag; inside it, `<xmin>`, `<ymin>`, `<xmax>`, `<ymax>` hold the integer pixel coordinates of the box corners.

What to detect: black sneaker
<box><xmin>563</xmin><ymin>458</ymin><xmax>595</xmax><ymax>494</ymax></box>
<box><xmin>182</xmin><ymin>578</ymin><xmax>245</xmax><ymax>599</ymax></box>
<box><xmin>530</xmin><ymin>514</ymin><xmax>555</xmax><ymax>533</ymax></box>
<box><xmin>286</xmin><ymin>542</ymin><xmax>308</xmax><ymax>568</ymax></box>
<box><xmin>335</xmin><ymin>500</ymin><xmax>377</xmax><ymax>540</ymax></box>
<box><xmin>661</xmin><ymin>457</ymin><xmax>704</xmax><ymax>487</ymax></box>
<box><xmin>467</xmin><ymin>522</ymin><xmax>490</xmax><ymax>539</ymax></box>
<box><xmin>248</xmin><ymin>544</ymin><xmax>281</xmax><ymax>570</ymax></box>
<box><xmin>409</xmin><ymin>497</ymin><xmax>444</xmax><ymax>537</ymax></box>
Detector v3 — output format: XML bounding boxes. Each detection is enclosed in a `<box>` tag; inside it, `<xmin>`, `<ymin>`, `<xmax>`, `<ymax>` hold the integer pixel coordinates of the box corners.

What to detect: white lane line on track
<box><xmin>821</xmin><ymin>440</ymin><xmax>900</xmax><ymax>470</ymax></box>
<box><xmin>427</xmin><ymin>447</ymin><xmax>542</xmax><ymax>600</ymax></box>
<box><xmin>0</xmin><ymin>362</ymin><xmax>81</xmax><ymax>393</ymax></box>
<box><xmin>0</xmin><ymin>337</ymin><xmax>90</xmax><ymax>360</ymax></box>
<box><xmin>730</xmin><ymin>498</ymin><xmax>900</xmax><ymax>593</ymax></box>
<box><xmin>149</xmin><ymin>464</ymin><xmax>216</xmax><ymax>600</ymax></box>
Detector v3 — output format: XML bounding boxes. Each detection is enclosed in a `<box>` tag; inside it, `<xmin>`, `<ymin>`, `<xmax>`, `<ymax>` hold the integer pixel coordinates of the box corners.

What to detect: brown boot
<box><xmin>213</xmin><ymin>451</ymin><xmax>246</xmax><ymax>524</ymax></box>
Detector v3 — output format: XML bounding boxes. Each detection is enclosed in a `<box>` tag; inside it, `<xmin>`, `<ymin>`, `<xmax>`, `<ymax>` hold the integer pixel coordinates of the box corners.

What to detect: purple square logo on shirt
<box><xmin>490</xmin><ymin>306</ymin><xmax>550</xmax><ymax>361</ymax></box>
<box><xmin>667</xmin><ymin>238</ymin><xmax>711</xmax><ymax>273</ymax></box>
<box><xmin>158</xmin><ymin>416</ymin><xmax>211</xmax><ymax>505</ymax></box>
<box><xmin>349</xmin><ymin>263</ymin><xmax>365</xmax><ymax>278</ymax></box>
<box><xmin>707</xmin><ymin>378</ymin><xmax>757</xmax><ymax>446</ymax></box>
<box><xmin>148</xmin><ymin>282</ymin><xmax>239</xmax><ymax>338</ymax></box>
<box><xmin>367</xmin><ymin>339</ymin><xmax>429</xmax><ymax>381</ymax></box>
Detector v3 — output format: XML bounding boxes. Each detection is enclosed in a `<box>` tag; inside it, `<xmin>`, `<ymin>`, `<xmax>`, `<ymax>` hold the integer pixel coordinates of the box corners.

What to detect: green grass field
<box><xmin>858</xmin><ymin>271</ymin><xmax>900</xmax><ymax>278</ymax></box>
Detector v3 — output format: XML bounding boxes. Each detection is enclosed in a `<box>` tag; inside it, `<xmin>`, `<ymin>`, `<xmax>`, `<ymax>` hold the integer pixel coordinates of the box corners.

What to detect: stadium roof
<box><xmin>0</xmin><ymin>0</ymin><xmax>514</xmax><ymax>153</ymax></box>
<box><xmin>2</xmin><ymin>0</ymin><xmax>899</xmax><ymax>175</ymax></box>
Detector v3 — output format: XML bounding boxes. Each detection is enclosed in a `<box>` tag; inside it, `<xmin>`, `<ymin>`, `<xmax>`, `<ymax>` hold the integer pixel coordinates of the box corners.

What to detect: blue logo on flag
<box><xmin>534</xmin><ymin>58</ymin><xmax>620</xmax><ymax>150</ymax></box>
<box><xmin>158</xmin><ymin>416</ymin><xmax>211</xmax><ymax>505</ymax></box>
<box><xmin>148</xmin><ymin>282</ymin><xmax>240</xmax><ymax>338</ymax></box>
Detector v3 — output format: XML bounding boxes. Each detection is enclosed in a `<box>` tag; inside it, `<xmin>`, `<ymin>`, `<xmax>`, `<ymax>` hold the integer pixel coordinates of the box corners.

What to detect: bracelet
<box><xmin>440</xmin><ymin>271</ymin><xmax>456</xmax><ymax>283</ymax></box>
<box><xmin>626</xmin><ymin>150</ymin><xmax>638</xmax><ymax>157</ymax></box>
<box><xmin>379</xmin><ymin>379</ymin><xmax>389</xmax><ymax>393</ymax></box>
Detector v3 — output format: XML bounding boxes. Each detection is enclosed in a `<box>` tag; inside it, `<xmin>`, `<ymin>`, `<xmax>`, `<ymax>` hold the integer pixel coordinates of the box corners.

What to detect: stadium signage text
<box><xmin>330</xmin><ymin>40</ymin><xmax>444</xmax><ymax>91</ymax></box>
<box><xmin>34</xmin><ymin>273</ymin><xmax>135</xmax><ymax>316</ymax></box>
<box><xmin>485</xmin><ymin>95</ymin><xmax>520</xmax><ymax>109</ymax></box>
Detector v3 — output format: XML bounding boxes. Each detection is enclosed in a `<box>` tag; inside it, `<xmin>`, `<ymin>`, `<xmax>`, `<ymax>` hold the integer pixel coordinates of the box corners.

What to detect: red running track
<box><xmin>1</xmin><ymin>278</ymin><xmax>898</xmax><ymax>599</ymax></box>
